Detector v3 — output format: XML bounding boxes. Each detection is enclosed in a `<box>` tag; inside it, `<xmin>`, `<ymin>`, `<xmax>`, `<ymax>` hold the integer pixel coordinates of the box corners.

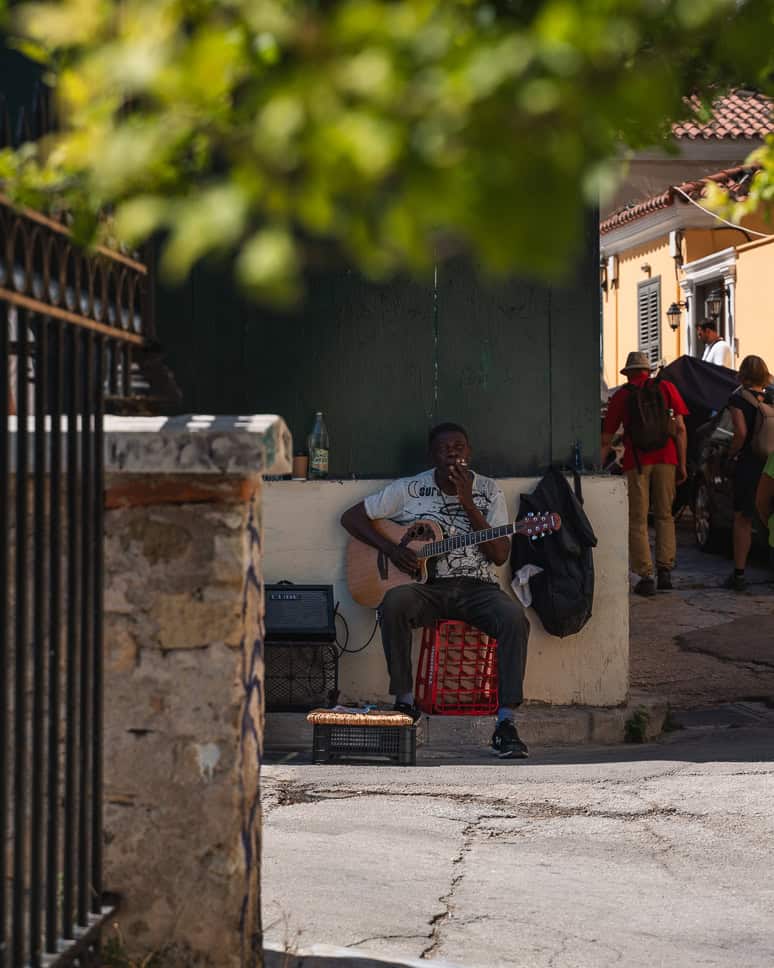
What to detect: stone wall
<box><xmin>102</xmin><ymin>415</ymin><xmax>291</xmax><ymax>966</ymax></box>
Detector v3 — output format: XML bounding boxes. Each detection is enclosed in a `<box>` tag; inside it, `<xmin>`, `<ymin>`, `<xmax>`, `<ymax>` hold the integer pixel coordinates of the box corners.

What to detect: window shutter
<box><xmin>637</xmin><ymin>279</ymin><xmax>661</xmax><ymax>368</ymax></box>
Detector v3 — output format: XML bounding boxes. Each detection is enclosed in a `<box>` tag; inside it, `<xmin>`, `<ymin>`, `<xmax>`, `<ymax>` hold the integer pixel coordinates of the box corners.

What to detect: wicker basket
<box><xmin>307</xmin><ymin>709</ymin><xmax>417</xmax><ymax>765</ymax></box>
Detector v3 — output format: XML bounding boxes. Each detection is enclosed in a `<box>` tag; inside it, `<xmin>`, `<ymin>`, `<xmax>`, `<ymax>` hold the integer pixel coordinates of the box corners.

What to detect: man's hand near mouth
<box><xmin>447</xmin><ymin>460</ymin><xmax>475</xmax><ymax>511</ymax></box>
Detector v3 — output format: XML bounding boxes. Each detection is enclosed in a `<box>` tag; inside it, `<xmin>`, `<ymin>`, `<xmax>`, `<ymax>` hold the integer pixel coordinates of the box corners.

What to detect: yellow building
<box><xmin>600</xmin><ymin>89</ymin><xmax>774</xmax><ymax>389</ymax></box>
<box><xmin>600</xmin><ymin>165</ymin><xmax>774</xmax><ymax>389</ymax></box>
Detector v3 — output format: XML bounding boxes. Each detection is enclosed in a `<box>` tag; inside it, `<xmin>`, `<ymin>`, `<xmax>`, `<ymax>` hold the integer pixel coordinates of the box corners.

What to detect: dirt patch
<box><xmin>677</xmin><ymin>615</ymin><xmax>774</xmax><ymax>668</ymax></box>
<box><xmin>629</xmin><ymin>523</ymin><xmax>774</xmax><ymax>708</ymax></box>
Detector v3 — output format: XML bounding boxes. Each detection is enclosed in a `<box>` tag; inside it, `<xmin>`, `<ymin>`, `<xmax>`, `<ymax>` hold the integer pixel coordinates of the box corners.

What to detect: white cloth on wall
<box><xmin>510</xmin><ymin>564</ymin><xmax>544</xmax><ymax>608</ymax></box>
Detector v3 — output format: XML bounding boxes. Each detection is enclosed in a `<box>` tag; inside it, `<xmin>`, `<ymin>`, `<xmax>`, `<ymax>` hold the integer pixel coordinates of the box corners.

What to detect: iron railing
<box><xmin>1</xmin><ymin>191</ymin><xmax>151</xmax><ymax>966</ymax></box>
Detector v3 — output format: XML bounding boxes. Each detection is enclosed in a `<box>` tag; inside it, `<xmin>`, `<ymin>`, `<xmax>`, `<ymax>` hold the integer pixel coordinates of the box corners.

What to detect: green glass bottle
<box><xmin>307</xmin><ymin>412</ymin><xmax>329</xmax><ymax>479</ymax></box>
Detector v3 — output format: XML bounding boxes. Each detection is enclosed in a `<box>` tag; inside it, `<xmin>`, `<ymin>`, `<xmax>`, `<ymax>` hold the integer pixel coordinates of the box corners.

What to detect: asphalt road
<box><xmin>262</xmin><ymin>720</ymin><xmax>774</xmax><ymax>968</ymax></box>
<box><xmin>262</xmin><ymin>518</ymin><xmax>774</xmax><ymax>968</ymax></box>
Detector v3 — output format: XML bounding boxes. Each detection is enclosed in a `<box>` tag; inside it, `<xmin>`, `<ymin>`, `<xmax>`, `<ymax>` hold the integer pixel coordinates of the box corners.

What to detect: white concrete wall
<box><xmin>262</xmin><ymin>476</ymin><xmax>629</xmax><ymax>707</ymax></box>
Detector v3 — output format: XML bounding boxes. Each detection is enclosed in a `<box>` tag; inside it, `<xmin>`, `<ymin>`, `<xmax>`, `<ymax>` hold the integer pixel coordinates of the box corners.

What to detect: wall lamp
<box><xmin>600</xmin><ymin>261</ymin><xmax>608</xmax><ymax>292</ymax></box>
<box><xmin>666</xmin><ymin>299</ymin><xmax>689</xmax><ymax>331</ymax></box>
<box><xmin>705</xmin><ymin>286</ymin><xmax>725</xmax><ymax>319</ymax></box>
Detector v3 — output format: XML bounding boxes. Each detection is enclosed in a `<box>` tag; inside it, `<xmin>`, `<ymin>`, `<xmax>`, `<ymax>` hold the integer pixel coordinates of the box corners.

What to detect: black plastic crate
<box><xmin>265</xmin><ymin>642</ymin><xmax>339</xmax><ymax>712</ymax></box>
<box><xmin>312</xmin><ymin>723</ymin><xmax>416</xmax><ymax>766</ymax></box>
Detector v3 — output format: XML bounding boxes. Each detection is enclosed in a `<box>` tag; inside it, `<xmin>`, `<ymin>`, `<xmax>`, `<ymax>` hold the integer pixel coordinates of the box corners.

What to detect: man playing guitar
<box><xmin>340</xmin><ymin>422</ymin><xmax>531</xmax><ymax>758</ymax></box>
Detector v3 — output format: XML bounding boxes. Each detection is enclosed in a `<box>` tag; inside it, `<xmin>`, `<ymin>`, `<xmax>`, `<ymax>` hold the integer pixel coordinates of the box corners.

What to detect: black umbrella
<box><xmin>658</xmin><ymin>355</ymin><xmax>739</xmax><ymax>418</ymax></box>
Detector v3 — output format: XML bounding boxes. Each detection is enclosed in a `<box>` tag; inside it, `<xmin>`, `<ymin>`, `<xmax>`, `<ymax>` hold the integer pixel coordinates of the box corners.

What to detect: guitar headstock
<box><xmin>515</xmin><ymin>511</ymin><xmax>562</xmax><ymax>541</ymax></box>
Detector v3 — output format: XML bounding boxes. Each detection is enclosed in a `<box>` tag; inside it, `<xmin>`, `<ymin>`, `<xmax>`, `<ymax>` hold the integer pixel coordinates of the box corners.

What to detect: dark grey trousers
<box><xmin>379</xmin><ymin>577</ymin><xmax>530</xmax><ymax>707</ymax></box>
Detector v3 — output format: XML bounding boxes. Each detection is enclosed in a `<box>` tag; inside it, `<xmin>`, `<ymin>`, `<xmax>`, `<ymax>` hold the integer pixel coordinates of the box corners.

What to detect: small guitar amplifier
<box><xmin>264</xmin><ymin>583</ymin><xmax>336</xmax><ymax>642</ymax></box>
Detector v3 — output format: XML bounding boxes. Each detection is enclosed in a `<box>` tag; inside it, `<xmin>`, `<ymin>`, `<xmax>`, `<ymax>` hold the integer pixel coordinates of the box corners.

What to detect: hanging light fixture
<box><xmin>666</xmin><ymin>300</ymin><xmax>688</xmax><ymax>332</ymax></box>
<box><xmin>705</xmin><ymin>286</ymin><xmax>725</xmax><ymax>319</ymax></box>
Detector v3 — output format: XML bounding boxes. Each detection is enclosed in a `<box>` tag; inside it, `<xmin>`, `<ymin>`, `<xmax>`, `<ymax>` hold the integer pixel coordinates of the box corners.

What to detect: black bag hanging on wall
<box><xmin>510</xmin><ymin>467</ymin><xmax>598</xmax><ymax>638</ymax></box>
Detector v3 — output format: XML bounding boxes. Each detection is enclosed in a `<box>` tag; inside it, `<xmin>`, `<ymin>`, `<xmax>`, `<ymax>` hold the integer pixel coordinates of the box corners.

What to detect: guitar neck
<box><xmin>419</xmin><ymin>522</ymin><xmax>517</xmax><ymax>560</ymax></box>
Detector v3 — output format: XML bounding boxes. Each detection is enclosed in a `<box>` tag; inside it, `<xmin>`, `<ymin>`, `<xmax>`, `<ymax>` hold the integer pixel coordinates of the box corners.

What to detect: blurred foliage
<box><xmin>1</xmin><ymin>0</ymin><xmax>774</xmax><ymax>300</ymax></box>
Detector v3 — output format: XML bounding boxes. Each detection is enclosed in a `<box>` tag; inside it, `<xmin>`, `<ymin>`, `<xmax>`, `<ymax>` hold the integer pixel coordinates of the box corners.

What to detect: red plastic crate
<box><xmin>415</xmin><ymin>621</ymin><xmax>498</xmax><ymax>715</ymax></box>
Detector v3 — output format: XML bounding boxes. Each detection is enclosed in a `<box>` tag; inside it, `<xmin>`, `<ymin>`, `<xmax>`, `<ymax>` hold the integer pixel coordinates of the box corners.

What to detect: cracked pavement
<box><xmin>262</xmin><ymin>727</ymin><xmax>774</xmax><ymax>967</ymax></box>
<box><xmin>262</xmin><ymin>521</ymin><xmax>774</xmax><ymax>967</ymax></box>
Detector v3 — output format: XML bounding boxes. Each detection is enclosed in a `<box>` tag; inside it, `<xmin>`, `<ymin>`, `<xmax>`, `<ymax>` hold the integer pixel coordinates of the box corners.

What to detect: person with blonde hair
<box><xmin>725</xmin><ymin>354</ymin><xmax>773</xmax><ymax>590</ymax></box>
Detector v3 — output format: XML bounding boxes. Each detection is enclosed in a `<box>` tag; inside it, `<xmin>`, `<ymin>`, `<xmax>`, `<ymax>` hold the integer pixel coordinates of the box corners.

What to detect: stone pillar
<box><xmin>102</xmin><ymin>415</ymin><xmax>291</xmax><ymax>967</ymax></box>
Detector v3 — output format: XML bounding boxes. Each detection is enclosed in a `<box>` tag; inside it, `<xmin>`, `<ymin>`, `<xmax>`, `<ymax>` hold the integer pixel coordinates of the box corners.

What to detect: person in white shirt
<box><xmin>340</xmin><ymin>422</ymin><xmax>530</xmax><ymax>758</ymax></box>
<box><xmin>697</xmin><ymin>319</ymin><xmax>733</xmax><ymax>368</ymax></box>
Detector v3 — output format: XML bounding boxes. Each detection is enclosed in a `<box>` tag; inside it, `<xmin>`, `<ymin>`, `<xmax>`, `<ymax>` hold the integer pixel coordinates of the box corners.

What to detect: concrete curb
<box><xmin>264</xmin><ymin>942</ymin><xmax>464</xmax><ymax>967</ymax></box>
<box><xmin>265</xmin><ymin>695</ymin><xmax>669</xmax><ymax>755</ymax></box>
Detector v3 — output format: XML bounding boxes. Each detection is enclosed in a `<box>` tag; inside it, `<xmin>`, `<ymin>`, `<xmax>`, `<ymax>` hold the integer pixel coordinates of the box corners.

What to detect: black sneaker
<box><xmin>656</xmin><ymin>569</ymin><xmax>673</xmax><ymax>591</ymax></box>
<box><xmin>491</xmin><ymin>719</ymin><xmax>529</xmax><ymax>759</ymax></box>
<box><xmin>393</xmin><ymin>702</ymin><xmax>422</xmax><ymax>724</ymax></box>
<box><xmin>722</xmin><ymin>572</ymin><xmax>747</xmax><ymax>592</ymax></box>
<box><xmin>633</xmin><ymin>577</ymin><xmax>657</xmax><ymax>597</ymax></box>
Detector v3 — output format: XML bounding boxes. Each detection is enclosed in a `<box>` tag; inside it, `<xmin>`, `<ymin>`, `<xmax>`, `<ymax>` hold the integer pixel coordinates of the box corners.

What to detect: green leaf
<box><xmin>236</xmin><ymin>226</ymin><xmax>300</xmax><ymax>303</ymax></box>
<box><xmin>4</xmin><ymin>0</ymin><xmax>774</xmax><ymax>302</ymax></box>
<box><xmin>114</xmin><ymin>195</ymin><xmax>168</xmax><ymax>245</ymax></box>
<box><xmin>160</xmin><ymin>183</ymin><xmax>249</xmax><ymax>279</ymax></box>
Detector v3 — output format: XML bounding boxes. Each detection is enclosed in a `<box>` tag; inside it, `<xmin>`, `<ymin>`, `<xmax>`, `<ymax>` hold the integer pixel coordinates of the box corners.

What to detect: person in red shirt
<box><xmin>601</xmin><ymin>351</ymin><xmax>689</xmax><ymax>596</ymax></box>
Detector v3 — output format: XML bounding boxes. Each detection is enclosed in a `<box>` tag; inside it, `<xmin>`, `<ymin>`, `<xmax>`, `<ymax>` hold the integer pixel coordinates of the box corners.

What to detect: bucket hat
<box><xmin>620</xmin><ymin>351</ymin><xmax>652</xmax><ymax>375</ymax></box>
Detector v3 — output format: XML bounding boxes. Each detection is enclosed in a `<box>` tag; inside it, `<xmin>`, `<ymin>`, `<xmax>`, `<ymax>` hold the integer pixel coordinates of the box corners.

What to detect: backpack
<box><xmin>740</xmin><ymin>389</ymin><xmax>774</xmax><ymax>459</ymax></box>
<box><xmin>510</xmin><ymin>468</ymin><xmax>597</xmax><ymax>639</ymax></box>
<box><xmin>625</xmin><ymin>378</ymin><xmax>676</xmax><ymax>455</ymax></box>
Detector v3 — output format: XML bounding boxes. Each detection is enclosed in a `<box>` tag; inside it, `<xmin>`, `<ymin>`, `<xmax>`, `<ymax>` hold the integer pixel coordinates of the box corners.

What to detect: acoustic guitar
<box><xmin>346</xmin><ymin>512</ymin><xmax>562</xmax><ymax>608</ymax></box>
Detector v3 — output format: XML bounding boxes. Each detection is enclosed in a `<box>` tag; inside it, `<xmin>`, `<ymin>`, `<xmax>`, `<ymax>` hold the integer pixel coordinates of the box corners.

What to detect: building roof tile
<box><xmin>600</xmin><ymin>165</ymin><xmax>758</xmax><ymax>235</ymax></box>
<box><xmin>672</xmin><ymin>90</ymin><xmax>773</xmax><ymax>141</ymax></box>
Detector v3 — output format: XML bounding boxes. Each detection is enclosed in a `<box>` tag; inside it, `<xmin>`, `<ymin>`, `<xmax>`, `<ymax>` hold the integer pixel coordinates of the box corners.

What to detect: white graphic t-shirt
<box><xmin>702</xmin><ymin>339</ymin><xmax>733</xmax><ymax>368</ymax></box>
<box><xmin>363</xmin><ymin>468</ymin><xmax>509</xmax><ymax>584</ymax></box>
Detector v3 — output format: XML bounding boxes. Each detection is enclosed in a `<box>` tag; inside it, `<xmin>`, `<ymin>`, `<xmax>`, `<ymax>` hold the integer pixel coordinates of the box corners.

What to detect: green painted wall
<box><xmin>2</xmin><ymin>46</ymin><xmax>600</xmax><ymax>476</ymax></box>
<box><xmin>0</xmin><ymin>45</ymin><xmax>44</xmax><ymax>119</ymax></box>
<box><xmin>156</xmin><ymin>215</ymin><xmax>600</xmax><ymax>478</ymax></box>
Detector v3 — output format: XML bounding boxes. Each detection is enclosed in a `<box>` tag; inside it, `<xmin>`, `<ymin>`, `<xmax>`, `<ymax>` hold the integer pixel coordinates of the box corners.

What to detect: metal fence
<box><xmin>0</xmin><ymin>193</ymin><xmax>151</xmax><ymax>966</ymax></box>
